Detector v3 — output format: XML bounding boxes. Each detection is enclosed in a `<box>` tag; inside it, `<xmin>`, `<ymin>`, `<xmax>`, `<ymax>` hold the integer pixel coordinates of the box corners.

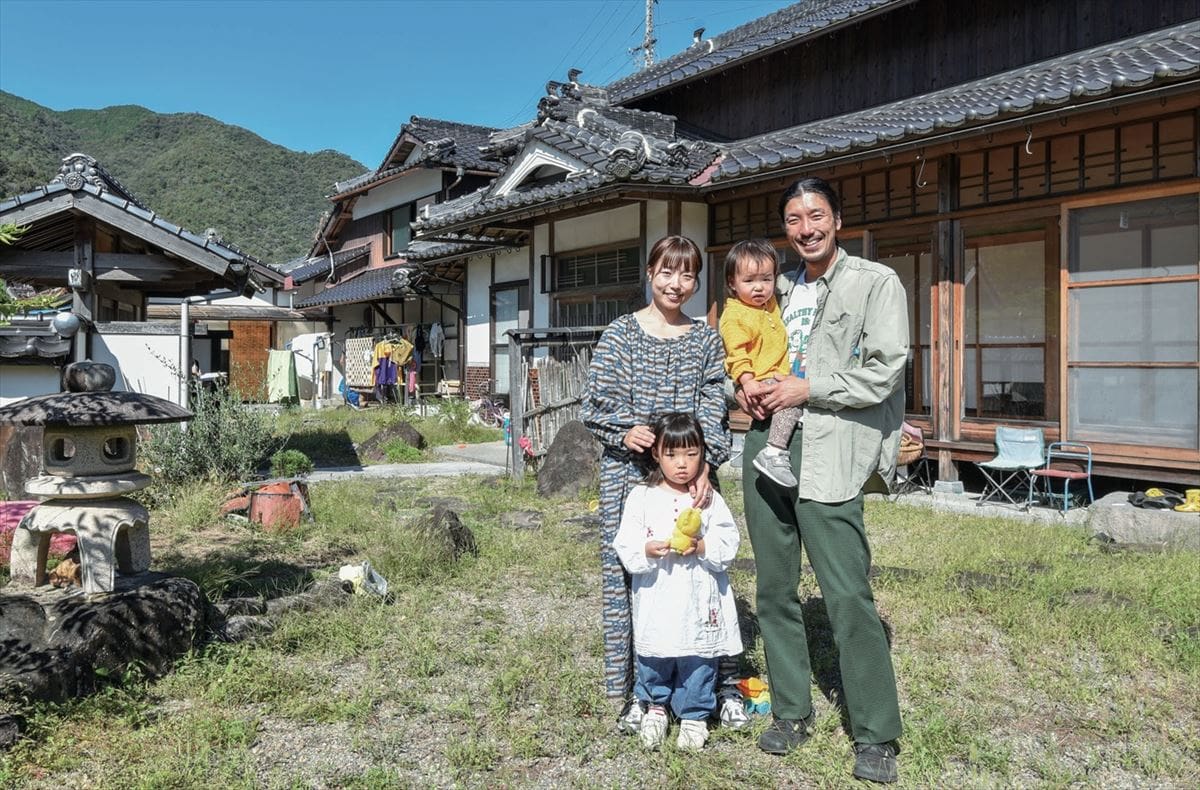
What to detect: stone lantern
<box><xmin>0</xmin><ymin>361</ymin><xmax>191</xmax><ymax>595</ymax></box>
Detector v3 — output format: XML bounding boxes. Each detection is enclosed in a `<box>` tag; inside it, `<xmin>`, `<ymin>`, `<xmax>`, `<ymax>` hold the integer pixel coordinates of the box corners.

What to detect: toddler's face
<box><xmin>729</xmin><ymin>256</ymin><xmax>776</xmax><ymax>308</ymax></box>
<box><xmin>654</xmin><ymin>443</ymin><xmax>704</xmax><ymax>488</ymax></box>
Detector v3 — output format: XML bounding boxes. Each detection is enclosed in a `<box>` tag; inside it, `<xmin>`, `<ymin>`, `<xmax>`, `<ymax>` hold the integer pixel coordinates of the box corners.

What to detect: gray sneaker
<box><xmin>753</xmin><ymin>447</ymin><xmax>797</xmax><ymax>488</ymax></box>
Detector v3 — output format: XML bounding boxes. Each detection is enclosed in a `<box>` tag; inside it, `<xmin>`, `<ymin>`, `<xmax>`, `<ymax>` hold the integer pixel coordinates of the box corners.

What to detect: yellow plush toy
<box><xmin>668</xmin><ymin>507</ymin><xmax>702</xmax><ymax>553</ymax></box>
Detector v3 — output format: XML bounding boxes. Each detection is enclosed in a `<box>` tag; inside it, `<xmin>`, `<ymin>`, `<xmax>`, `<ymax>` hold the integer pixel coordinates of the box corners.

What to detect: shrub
<box><xmin>436</xmin><ymin>398</ymin><xmax>472</xmax><ymax>434</ymax></box>
<box><xmin>140</xmin><ymin>385</ymin><xmax>279</xmax><ymax>492</ymax></box>
<box><xmin>382</xmin><ymin>439</ymin><xmax>422</xmax><ymax>463</ymax></box>
<box><xmin>270</xmin><ymin>449</ymin><xmax>314</xmax><ymax>477</ymax></box>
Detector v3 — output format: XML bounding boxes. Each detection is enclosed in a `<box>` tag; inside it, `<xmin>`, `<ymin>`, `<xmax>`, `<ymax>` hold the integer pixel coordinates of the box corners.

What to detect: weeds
<box><xmin>5</xmin><ymin>476</ymin><xmax>1198</xmax><ymax>788</ymax></box>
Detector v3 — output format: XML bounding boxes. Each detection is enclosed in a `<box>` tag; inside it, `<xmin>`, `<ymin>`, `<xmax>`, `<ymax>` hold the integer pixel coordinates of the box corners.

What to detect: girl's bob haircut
<box><xmin>647</xmin><ymin>235</ymin><xmax>703</xmax><ymax>276</ymax></box>
<box><xmin>643</xmin><ymin>412</ymin><xmax>706</xmax><ymax>487</ymax></box>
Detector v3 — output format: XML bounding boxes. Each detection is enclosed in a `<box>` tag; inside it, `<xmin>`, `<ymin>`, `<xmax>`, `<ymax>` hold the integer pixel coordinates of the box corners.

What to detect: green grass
<box><xmin>3</xmin><ymin>474</ymin><xmax>1197</xmax><ymax>788</ymax></box>
<box><xmin>274</xmin><ymin>402</ymin><xmax>501</xmax><ymax>468</ymax></box>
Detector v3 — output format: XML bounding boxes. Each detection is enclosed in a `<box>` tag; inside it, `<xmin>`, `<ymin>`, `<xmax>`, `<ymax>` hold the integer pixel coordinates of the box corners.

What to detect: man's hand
<box><xmin>758</xmin><ymin>374</ymin><xmax>809</xmax><ymax>413</ymax></box>
<box><xmin>623</xmin><ymin>424</ymin><xmax>655</xmax><ymax>453</ymax></box>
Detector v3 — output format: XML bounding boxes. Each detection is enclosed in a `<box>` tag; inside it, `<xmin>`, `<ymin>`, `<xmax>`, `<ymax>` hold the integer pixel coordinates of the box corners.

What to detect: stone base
<box><xmin>12</xmin><ymin>498</ymin><xmax>150</xmax><ymax>594</ymax></box>
<box><xmin>1089</xmin><ymin>491</ymin><xmax>1199</xmax><ymax>550</ymax></box>
<box><xmin>0</xmin><ymin>573</ymin><xmax>207</xmax><ymax>704</ymax></box>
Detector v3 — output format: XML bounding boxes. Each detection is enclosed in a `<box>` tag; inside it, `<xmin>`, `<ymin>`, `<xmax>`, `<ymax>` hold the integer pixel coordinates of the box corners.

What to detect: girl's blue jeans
<box><xmin>635</xmin><ymin>655</ymin><xmax>718</xmax><ymax>720</ymax></box>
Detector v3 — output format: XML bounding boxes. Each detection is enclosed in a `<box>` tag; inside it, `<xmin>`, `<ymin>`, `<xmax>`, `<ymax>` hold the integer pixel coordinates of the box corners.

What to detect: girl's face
<box><xmin>648</xmin><ymin>262</ymin><xmax>698</xmax><ymax>314</ymax></box>
<box><xmin>653</xmin><ymin>441</ymin><xmax>703</xmax><ymax>488</ymax></box>
<box><xmin>730</xmin><ymin>256</ymin><xmax>776</xmax><ymax>308</ymax></box>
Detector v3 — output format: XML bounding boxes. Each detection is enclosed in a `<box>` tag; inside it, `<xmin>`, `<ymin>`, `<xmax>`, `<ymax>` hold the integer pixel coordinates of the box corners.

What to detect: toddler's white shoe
<box><xmin>719</xmin><ymin>693</ymin><xmax>750</xmax><ymax>730</ymax></box>
<box><xmin>753</xmin><ymin>445</ymin><xmax>797</xmax><ymax>488</ymax></box>
<box><xmin>616</xmin><ymin>696</ymin><xmax>646</xmax><ymax>734</ymax></box>
<box><xmin>677</xmin><ymin>719</ymin><xmax>709</xmax><ymax>751</ymax></box>
<box><xmin>640</xmin><ymin>705</ymin><xmax>669</xmax><ymax>750</ymax></box>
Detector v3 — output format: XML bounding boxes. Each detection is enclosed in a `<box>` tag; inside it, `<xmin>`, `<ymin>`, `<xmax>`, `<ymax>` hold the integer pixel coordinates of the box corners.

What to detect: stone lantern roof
<box><xmin>0</xmin><ymin>362</ymin><xmax>192</xmax><ymax>426</ymax></box>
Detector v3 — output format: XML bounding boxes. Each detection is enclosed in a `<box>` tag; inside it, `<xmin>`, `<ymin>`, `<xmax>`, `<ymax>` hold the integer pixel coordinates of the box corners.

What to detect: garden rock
<box><xmin>503</xmin><ymin>510</ymin><xmax>543</xmax><ymax>530</ymax></box>
<box><xmin>211</xmin><ymin>579</ymin><xmax>353</xmax><ymax>644</ymax></box>
<box><xmin>354</xmin><ymin>422</ymin><xmax>426</xmax><ymax>463</ymax></box>
<box><xmin>0</xmin><ymin>713</ymin><xmax>23</xmax><ymax>750</ymax></box>
<box><xmin>536</xmin><ymin>420</ymin><xmax>600</xmax><ymax>499</ymax></box>
<box><xmin>0</xmin><ymin>573</ymin><xmax>207</xmax><ymax>704</ymax></box>
<box><xmin>409</xmin><ymin>505</ymin><xmax>477</xmax><ymax>560</ymax></box>
<box><xmin>216</xmin><ymin>596</ymin><xmax>268</xmax><ymax>617</ymax></box>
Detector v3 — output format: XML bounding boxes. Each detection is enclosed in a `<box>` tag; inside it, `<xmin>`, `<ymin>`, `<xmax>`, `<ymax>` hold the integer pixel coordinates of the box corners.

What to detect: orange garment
<box><xmin>718</xmin><ymin>296</ymin><xmax>790</xmax><ymax>382</ymax></box>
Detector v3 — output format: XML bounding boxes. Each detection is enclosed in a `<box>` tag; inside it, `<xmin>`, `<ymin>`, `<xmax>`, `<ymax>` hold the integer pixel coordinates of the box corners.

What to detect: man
<box><xmin>736</xmin><ymin>177</ymin><xmax>908</xmax><ymax>783</ymax></box>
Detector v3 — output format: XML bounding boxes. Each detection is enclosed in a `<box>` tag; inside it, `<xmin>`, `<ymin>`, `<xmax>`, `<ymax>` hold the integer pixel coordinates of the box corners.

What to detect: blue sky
<box><xmin>0</xmin><ymin>0</ymin><xmax>789</xmax><ymax>168</ymax></box>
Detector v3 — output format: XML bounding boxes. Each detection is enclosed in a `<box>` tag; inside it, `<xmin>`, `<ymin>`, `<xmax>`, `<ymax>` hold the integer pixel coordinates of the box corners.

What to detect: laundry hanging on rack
<box><xmin>429</xmin><ymin>322</ymin><xmax>445</xmax><ymax>357</ymax></box>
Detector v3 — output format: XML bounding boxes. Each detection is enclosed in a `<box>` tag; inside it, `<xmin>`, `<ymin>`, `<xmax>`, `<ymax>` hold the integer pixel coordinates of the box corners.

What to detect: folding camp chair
<box><xmin>1029</xmin><ymin>442</ymin><xmax>1094</xmax><ymax>512</ymax></box>
<box><xmin>975</xmin><ymin>426</ymin><xmax>1044</xmax><ymax>509</ymax></box>
<box><xmin>893</xmin><ymin>422</ymin><xmax>934</xmax><ymax>497</ymax></box>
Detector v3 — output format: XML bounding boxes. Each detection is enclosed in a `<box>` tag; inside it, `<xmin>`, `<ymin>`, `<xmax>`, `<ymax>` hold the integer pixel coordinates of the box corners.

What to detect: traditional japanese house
<box><xmin>282</xmin><ymin>117</ymin><xmax>508</xmax><ymax>400</ymax></box>
<box><xmin>0</xmin><ymin>154</ymin><xmax>280</xmax><ymax>404</ymax></box>
<box><xmin>415</xmin><ymin>0</ymin><xmax>1199</xmax><ymax>485</ymax></box>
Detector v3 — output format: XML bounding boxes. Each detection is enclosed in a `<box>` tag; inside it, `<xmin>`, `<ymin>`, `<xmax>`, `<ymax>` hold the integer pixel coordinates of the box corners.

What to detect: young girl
<box><xmin>613</xmin><ymin>412</ymin><xmax>743</xmax><ymax>751</ymax></box>
<box><xmin>718</xmin><ymin>239</ymin><xmax>802</xmax><ymax>488</ymax></box>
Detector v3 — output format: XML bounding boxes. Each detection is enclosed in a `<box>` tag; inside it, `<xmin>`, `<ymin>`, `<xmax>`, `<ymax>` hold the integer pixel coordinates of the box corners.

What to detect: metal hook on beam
<box><xmin>915</xmin><ymin>153</ymin><xmax>928</xmax><ymax>188</ymax></box>
<box><xmin>1024</xmin><ymin>127</ymin><xmax>1033</xmax><ymax>156</ymax></box>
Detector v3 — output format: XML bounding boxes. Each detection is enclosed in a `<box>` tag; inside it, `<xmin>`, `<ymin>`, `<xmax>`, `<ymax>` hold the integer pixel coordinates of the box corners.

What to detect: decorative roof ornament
<box><xmin>666</xmin><ymin>141</ymin><xmax>692</xmax><ymax>169</ymax></box>
<box><xmin>605</xmin><ymin>131</ymin><xmax>649</xmax><ymax>179</ymax></box>
<box><xmin>422</xmin><ymin>137</ymin><xmax>457</xmax><ymax>160</ymax></box>
<box><xmin>53</xmin><ymin>154</ymin><xmax>104</xmax><ymax>192</ymax></box>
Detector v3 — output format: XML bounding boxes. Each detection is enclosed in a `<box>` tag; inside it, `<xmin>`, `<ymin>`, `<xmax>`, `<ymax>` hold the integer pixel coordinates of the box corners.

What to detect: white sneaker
<box><xmin>677</xmin><ymin>719</ymin><xmax>709</xmax><ymax>751</ymax></box>
<box><xmin>640</xmin><ymin>705</ymin><xmax>669</xmax><ymax>750</ymax></box>
<box><xmin>753</xmin><ymin>446</ymin><xmax>797</xmax><ymax>488</ymax></box>
<box><xmin>719</xmin><ymin>694</ymin><xmax>751</xmax><ymax>730</ymax></box>
<box><xmin>616</xmin><ymin>696</ymin><xmax>646</xmax><ymax>735</ymax></box>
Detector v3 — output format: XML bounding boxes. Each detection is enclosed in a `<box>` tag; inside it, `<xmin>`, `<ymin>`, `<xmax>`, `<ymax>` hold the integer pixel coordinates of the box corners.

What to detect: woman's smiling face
<box><xmin>648</xmin><ymin>260</ymin><xmax>698</xmax><ymax>313</ymax></box>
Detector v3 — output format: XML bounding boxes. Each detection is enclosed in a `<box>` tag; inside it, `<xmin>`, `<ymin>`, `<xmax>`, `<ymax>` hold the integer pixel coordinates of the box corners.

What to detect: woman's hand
<box><xmin>689</xmin><ymin>462</ymin><xmax>713</xmax><ymax>508</ymax></box>
<box><xmin>645</xmin><ymin>540</ymin><xmax>670</xmax><ymax>558</ymax></box>
<box><xmin>623</xmin><ymin>424</ymin><xmax>656</xmax><ymax>453</ymax></box>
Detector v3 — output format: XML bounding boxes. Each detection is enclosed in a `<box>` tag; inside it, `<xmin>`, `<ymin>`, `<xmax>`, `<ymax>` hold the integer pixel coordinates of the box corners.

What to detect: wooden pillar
<box><xmin>508</xmin><ymin>330</ymin><xmax>524</xmax><ymax>479</ymax></box>
<box><xmin>935</xmin><ymin>155</ymin><xmax>959</xmax><ymax>481</ymax></box>
<box><xmin>667</xmin><ymin>199</ymin><xmax>681</xmax><ymax>237</ymax></box>
<box><xmin>72</xmin><ymin>217</ymin><xmax>95</xmax><ymax>362</ymax></box>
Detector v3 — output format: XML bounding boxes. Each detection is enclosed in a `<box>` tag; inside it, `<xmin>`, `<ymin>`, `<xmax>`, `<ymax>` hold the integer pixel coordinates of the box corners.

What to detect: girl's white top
<box><xmin>614</xmin><ymin>485</ymin><xmax>743</xmax><ymax>659</ymax></box>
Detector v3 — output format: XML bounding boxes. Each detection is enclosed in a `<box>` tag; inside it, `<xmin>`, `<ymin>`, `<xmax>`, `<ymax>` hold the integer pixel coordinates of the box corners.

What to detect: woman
<box><xmin>581</xmin><ymin>235</ymin><xmax>731</xmax><ymax>733</ymax></box>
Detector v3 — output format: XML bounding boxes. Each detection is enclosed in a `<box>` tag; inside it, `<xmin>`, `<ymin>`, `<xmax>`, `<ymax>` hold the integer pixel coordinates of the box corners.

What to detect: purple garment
<box><xmin>374</xmin><ymin>357</ymin><xmax>398</xmax><ymax>401</ymax></box>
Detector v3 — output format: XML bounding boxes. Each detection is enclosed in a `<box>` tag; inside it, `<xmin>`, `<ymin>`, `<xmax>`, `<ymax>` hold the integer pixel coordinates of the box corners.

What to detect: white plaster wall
<box><xmin>0</xmin><ymin>365</ymin><xmax>60</xmax><ymax>406</ymax></box>
<box><xmin>554</xmin><ymin>204</ymin><xmax>640</xmax><ymax>251</ymax></box>
<box><xmin>465</xmin><ymin>254</ymin><xmax>492</xmax><ymax>365</ymax></box>
<box><xmin>352</xmin><ymin>169</ymin><xmax>442</xmax><ymax>220</ymax></box>
<box><xmin>644</xmin><ymin>200</ymin><xmax>669</xmax><ymax>249</ymax></box>
<box><xmin>92</xmin><ymin>331</ymin><xmax>186</xmax><ymax>402</ymax></box>
<box><xmin>493</xmin><ymin>248</ymin><xmax>527</xmax><ymax>283</ymax></box>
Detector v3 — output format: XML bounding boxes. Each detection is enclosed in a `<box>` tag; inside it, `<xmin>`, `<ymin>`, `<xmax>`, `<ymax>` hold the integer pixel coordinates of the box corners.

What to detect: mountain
<box><xmin>0</xmin><ymin>91</ymin><xmax>366</xmax><ymax>264</ymax></box>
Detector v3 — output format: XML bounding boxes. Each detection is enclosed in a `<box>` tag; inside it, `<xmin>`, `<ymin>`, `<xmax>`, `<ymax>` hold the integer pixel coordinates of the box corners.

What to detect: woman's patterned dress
<box><xmin>580</xmin><ymin>313</ymin><xmax>730</xmax><ymax>699</ymax></box>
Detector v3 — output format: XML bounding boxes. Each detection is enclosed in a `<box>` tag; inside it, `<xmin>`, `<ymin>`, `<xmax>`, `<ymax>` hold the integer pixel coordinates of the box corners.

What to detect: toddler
<box><xmin>719</xmin><ymin>239</ymin><xmax>801</xmax><ymax>488</ymax></box>
<box><xmin>613</xmin><ymin>412</ymin><xmax>743</xmax><ymax>751</ymax></box>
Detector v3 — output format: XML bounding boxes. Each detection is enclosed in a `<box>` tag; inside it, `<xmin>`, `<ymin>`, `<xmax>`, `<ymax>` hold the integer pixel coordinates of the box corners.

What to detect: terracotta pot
<box><xmin>249</xmin><ymin>483</ymin><xmax>303</xmax><ymax>531</ymax></box>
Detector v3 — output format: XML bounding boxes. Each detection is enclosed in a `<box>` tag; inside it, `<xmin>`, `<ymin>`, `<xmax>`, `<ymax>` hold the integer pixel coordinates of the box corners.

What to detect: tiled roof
<box><xmin>0</xmin><ymin>154</ymin><xmax>263</xmax><ymax>267</ymax></box>
<box><xmin>714</xmin><ymin>22</ymin><xmax>1200</xmax><ymax>182</ymax></box>
<box><xmin>414</xmin><ymin>94</ymin><xmax>719</xmax><ymax>233</ymax></box>
<box><xmin>405</xmin><ymin>239</ymin><xmax>508</xmax><ymax>262</ymax></box>
<box><xmin>328</xmin><ymin>117</ymin><xmax>504</xmax><ymax>200</ymax></box>
<box><xmin>607</xmin><ymin>0</ymin><xmax>912</xmax><ymax>104</ymax></box>
<box><xmin>295</xmin><ymin>264</ymin><xmax>414</xmax><ymax>309</ymax></box>
<box><xmin>285</xmin><ymin>244</ymin><xmax>371</xmax><ymax>284</ymax></box>
<box><xmin>404</xmin><ymin>116</ymin><xmax>501</xmax><ymax>172</ymax></box>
